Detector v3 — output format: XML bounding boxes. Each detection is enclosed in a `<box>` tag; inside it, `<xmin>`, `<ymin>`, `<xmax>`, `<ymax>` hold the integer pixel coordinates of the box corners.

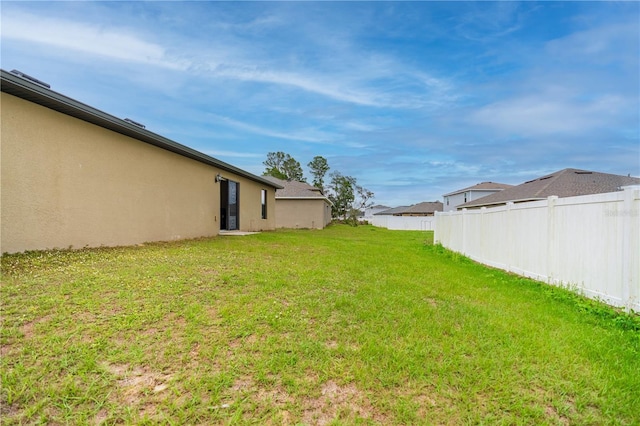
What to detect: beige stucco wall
<box><xmin>1</xmin><ymin>92</ymin><xmax>275</xmax><ymax>254</ymax></box>
<box><xmin>274</xmin><ymin>198</ymin><xmax>332</xmax><ymax>229</ymax></box>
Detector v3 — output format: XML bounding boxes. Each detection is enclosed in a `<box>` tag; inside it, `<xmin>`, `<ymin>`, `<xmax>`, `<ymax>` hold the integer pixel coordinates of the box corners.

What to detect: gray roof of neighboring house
<box><xmin>0</xmin><ymin>69</ymin><xmax>282</xmax><ymax>189</ymax></box>
<box><xmin>403</xmin><ymin>201</ymin><xmax>444</xmax><ymax>215</ymax></box>
<box><xmin>375</xmin><ymin>201</ymin><xmax>443</xmax><ymax>215</ymax></box>
<box><xmin>262</xmin><ymin>176</ymin><xmax>332</xmax><ymax>203</ymax></box>
<box><xmin>374</xmin><ymin>206</ymin><xmax>410</xmax><ymax>215</ymax></box>
<box><xmin>443</xmin><ymin>181</ymin><xmax>513</xmax><ymax>197</ymax></box>
<box><xmin>459</xmin><ymin>168</ymin><xmax>640</xmax><ymax>209</ymax></box>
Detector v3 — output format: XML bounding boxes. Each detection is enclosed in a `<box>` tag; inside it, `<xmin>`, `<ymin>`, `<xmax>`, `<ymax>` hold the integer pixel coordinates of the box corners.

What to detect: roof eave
<box><xmin>276</xmin><ymin>196</ymin><xmax>333</xmax><ymax>205</ymax></box>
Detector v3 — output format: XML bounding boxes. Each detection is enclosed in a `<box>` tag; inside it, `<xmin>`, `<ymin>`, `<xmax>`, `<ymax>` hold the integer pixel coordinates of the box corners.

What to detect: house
<box><xmin>371</xmin><ymin>202</ymin><xmax>443</xmax><ymax>231</ymax></box>
<box><xmin>362</xmin><ymin>204</ymin><xmax>391</xmax><ymax>222</ymax></box>
<box><xmin>262</xmin><ymin>177</ymin><xmax>332</xmax><ymax>229</ymax></box>
<box><xmin>442</xmin><ymin>182</ymin><xmax>513</xmax><ymax>211</ymax></box>
<box><xmin>392</xmin><ymin>201</ymin><xmax>443</xmax><ymax>216</ymax></box>
<box><xmin>457</xmin><ymin>168</ymin><xmax>640</xmax><ymax>210</ymax></box>
<box><xmin>1</xmin><ymin>69</ymin><xmax>282</xmax><ymax>254</ymax></box>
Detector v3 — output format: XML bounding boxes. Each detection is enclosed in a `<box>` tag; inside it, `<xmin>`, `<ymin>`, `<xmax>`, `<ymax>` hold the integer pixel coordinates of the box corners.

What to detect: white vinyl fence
<box><xmin>371</xmin><ymin>215</ymin><xmax>435</xmax><ymax>231</ymax></box>
<box><xmin>435</xmin><ymin>186</ymin><xmax>640</xmax><ymax>311</ymax></box>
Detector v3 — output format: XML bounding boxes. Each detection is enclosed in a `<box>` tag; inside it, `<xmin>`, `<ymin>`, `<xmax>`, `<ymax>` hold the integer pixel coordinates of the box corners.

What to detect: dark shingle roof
<box><xmin>459</xmin><ymin>168</ymin><xmax>640</xmax><ymax>209</ymax></box>
<box><xmin>443</xmin><ymin>181</ymin><xmax>513</xmax><ymax>197</ymax></box>
<box><xmin>375</xmin><ymin>201</ymin><xmax>443</xmax><ymax>215</ymax></box>
<box><xmin>374</xmin><ymin>206</ymin><xmax>410</xmax><ymax>215</ymax></box>
<box><xmin>402</xmin><ymin>201</ymin><xmax>444</xmax><ymax>215</ymax></box>
<box><xmin>262</xmin><ymin>176</ymin><xmax>330</xmax><ymax>200</ymax></box>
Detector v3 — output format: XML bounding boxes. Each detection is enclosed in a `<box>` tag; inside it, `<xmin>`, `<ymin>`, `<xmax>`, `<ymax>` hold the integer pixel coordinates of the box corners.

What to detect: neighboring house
<box><xmin>362</xmin><ymin>204</ymin><xmax>391</xmax><ymax>222</ymax></box>
<box><xmin>262</xmin><ymin>177</ymin><xmax>332</xmax><ymax>229</ymax></box>
<box><xmin>371</xmin><ymin>202</ymin><xmax>443</xmax><ymax>230</ymax></box>
<box><xmin>458</xmin><ymin>168</ymin><xmax>640</xmax><ymax>210</ymax></box>
<box><xmin>392</xmin><ymin>201</ymin><xmax>444</xmax><ymax>216</ymax></box>
<box><xmin>1</xmin><ymin>69</ymin><xmax>282</xmax><ymax>254</ymax></box>
<box><xmin>443</xmin><ymin>182</ymin><xmax>513</xmax><ymax>211</ymax></box>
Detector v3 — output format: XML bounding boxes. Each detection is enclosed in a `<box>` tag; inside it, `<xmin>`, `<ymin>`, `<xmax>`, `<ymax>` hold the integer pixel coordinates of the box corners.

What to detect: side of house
<box><xmin>263</xmin><ymin>177</ymin><xmax>332</xmax><ymax>229</ymax></box>
<box><xmin>1</xmin><ymin>70</ymin><xmax>280</xmax><ymax>254</ymax></box>
<box><xmin>443</xmin><ymin>182</ymin><xmax>513</xmax><ymax>211</ymax></box>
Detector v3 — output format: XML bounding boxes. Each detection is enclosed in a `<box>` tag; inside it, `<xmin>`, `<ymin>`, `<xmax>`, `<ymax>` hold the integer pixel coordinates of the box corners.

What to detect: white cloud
<box><xmin>208</xmin><ymin>114</ymin><xmax>337</xmax><ymax>144</ymax></box>
<box><xmin>1</xmin><ymin>11</ymin><xmax>188</xmax><ymax>70</ymax></box>
<box><xmin>2</xmin><ymin>9</ymin><xmax>457</xmax><ymax>110</ymax></box>
<box><xmin>470</xmin><ymin>93</ymin><xmax>631</xmax><ymax>137</ymax></box>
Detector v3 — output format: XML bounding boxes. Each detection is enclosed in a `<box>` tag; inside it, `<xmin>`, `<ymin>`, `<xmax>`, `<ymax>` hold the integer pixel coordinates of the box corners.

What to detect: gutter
<box><xmin>276</xmin><ymin>196</ymin><xmax>333</xmax><ymax>206</ymax></box>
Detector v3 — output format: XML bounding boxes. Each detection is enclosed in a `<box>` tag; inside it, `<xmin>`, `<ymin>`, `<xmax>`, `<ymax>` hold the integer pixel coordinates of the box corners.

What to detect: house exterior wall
<box><xmin>444</xmin><ymin>190</ymin><xmax>501</xmax><ymax>211</ymax></box>
<box><xmin>1</xmin><ymin>92</ymin><xmax>275</xmax><ymax>253</ymax></box>
<box><xmin>274</xmin><ymin>198</ymin><xmax>331</xmax><ymax>229</ymax></box>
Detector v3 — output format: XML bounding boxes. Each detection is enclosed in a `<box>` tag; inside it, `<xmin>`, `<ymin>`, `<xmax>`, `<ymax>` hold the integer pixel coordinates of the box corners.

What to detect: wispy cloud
<box><xmin>202</xmin><ymin>150</ymin><xmax>263</xmax><ymax>159</ymax></box>
<box><xmin>2</xmin><ymin>11</ymin><xmax>188</xmax><ymax>70</ymax></box>
<box><xmin>470</xmin><ymin>93</ymin><xmax>630</xmax><ymax>136</ymax></box>
<box><xmin>2</xmin><ymin>9</ymin><xmax>457</xmax><ymax>110</ymax></box>
<box><xmin>208</xmin><ymin>114</ymin><xmax>337</xmax><ymax>144</ymax></box>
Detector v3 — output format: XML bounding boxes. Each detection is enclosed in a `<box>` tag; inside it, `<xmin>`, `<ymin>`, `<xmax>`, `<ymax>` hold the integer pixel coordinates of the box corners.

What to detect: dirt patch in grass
<box><xmin>301</xmin><ymin>380</ymin><xmax>386</xmax><ymax>425</ymax></box>
<box><xmin>102</xmin><ymin>362</ymin><xmax>173</xmax><ymax>412</ymax></box>
<box><xmin>19</xmin><ymin>314</ymin><xmax>53</xmax><ymax>339</ymax></box>
<box><xmin>545</xmin><ymin>403</ymin><xmax>571</xmax><ymax>426</ymax></box>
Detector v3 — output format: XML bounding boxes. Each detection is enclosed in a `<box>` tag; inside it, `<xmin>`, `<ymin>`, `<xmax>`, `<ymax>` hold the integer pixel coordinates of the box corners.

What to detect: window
<box><xmin>261</xmin><ymin>189</ymin><xmax>267</xmax><ymax>219</ymax></box>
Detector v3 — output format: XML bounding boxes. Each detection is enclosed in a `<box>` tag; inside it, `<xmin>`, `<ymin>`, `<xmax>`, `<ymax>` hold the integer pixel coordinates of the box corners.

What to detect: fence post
<box><xmin>461</xmin><ymin>208</ymin><xmax>468</xmax><ymax>255</ymax></box>
<box><xmin>505</xmin><ymin>202</ymin><xmax>513</xmax><ymax>272</ymax></box>
<box><xmin>621</xmin><ymin>186</ymin><xmax>640</xmax><ymax>312</ymax></box>
<box><xmin>480</xmin><ymin>207</ymin><xmax>486</xmax><ymax>261</ymax></box>
<box><xmin>547</xmin><ymin>196</ymin><xmax>558</xmax><ymax>286</ymax></box>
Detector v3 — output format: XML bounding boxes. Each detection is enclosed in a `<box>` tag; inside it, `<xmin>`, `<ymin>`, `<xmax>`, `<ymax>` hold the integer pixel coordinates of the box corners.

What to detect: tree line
<box><xmin>263</xmin><ymin>151</ymin><xmax>374</xmax><ymax>224</ymax></box>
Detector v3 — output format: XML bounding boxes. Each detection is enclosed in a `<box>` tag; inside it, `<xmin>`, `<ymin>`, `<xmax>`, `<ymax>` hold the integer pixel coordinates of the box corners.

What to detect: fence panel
<box><xmin>434</xmin><ymin>187</ymin><xmax>640</xmax><ymax>311</ymax></box>
<box><xmin>371</xmin><ymin>215</ymin><xmax>436</xmax><ymax>231</ymax></box>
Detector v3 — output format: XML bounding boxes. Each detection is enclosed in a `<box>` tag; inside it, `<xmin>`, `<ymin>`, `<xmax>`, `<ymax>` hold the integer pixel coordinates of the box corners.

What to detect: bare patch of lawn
<box><xmin>1</xmin><ymin>225</ymin><xmax>638</xmax><ymax>424</ymax></box>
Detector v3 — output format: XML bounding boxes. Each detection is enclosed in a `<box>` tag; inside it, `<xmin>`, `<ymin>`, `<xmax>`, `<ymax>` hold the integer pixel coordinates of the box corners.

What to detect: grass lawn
<box><xmin>1</xmin><ymin>225</ymin><xmax>639</xmax><ymax>425</ymax></box>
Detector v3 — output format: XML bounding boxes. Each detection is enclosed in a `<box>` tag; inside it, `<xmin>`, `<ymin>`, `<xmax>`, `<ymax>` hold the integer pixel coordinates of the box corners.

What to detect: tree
<box><xmin>327</xmin><ymin>172</ymin><xmax>354</xmax><ymax>220</ymax></box>
<box><xmin>326</xmin><ymin>172</ymin><xmax>374</xmax><ymax>225</ymax></box>
<box><xmin>282</xmin><ymin>156</ymin><xmax>305</xmax><ymax>182</ymax></box>
<box><xmin>307</xmin><ymin>156</ymin><xmax>330</xmax><ymax>190</ymax></box>
<box><xmin>263</xmin><ymin>151</ymin><xmax>304</xmax><ymax>181</ymax></box>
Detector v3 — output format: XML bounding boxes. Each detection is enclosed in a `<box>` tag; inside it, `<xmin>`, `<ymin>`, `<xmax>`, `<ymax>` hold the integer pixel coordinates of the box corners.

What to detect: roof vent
<box><xmin>10</xmin><ymin>69</ymin><xmax>51</xmax><ymax>89</ymax></box>
<box><xmin>124</xmin><ymin>118</ymin><xmax>146</xmax><ymax>129</ymax></box>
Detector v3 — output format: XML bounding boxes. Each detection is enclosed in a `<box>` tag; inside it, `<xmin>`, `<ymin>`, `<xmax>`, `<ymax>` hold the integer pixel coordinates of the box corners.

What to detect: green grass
<box><xmin>1</xmin><ymin>225</ymin><xmax>638</xmax><ymax>425</ymax></box>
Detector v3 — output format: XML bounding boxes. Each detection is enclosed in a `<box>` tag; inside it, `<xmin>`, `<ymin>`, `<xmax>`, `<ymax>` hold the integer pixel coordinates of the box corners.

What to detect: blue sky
<box><xmin>2</xmin><ymin>1</ymin><xmax>638</xmax><ymax>206</ymax></box>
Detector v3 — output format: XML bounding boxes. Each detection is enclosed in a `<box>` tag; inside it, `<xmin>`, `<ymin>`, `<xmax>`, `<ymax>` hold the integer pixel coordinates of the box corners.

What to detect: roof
<box><xmin>459</xmin><ymin>168</ymin><xmax>640</xmax><ymax>209</ymax></box>
<box><xmin>262</xmin><ymin>176</ymin><xmax>332</xmax><ymax>203</ymax></box>
<box><xmin>443</xmin><ymin>181</ymin><xmax>513</xmax><ymax>197</ymax></box>
<box><xmin>375</xmin><ymin>201</ymin><xmax>443</xmax><ymax>215</ymax></box>
<box><xmin>375</xmin><ymin>206</ymin><xmax>409</xmax><ymax>215</ymax></box>
<box><xmin>402</xmin><ymin>201</ymin><xmax>444</xmax><ymax>215</ymax></box>
<box><xmin>0</xmin><ymin>69</ymin><xmax>281</xmax><ymax>190</ymax></box>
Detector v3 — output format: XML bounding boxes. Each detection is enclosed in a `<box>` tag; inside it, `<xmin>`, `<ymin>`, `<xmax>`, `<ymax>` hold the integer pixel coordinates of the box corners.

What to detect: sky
<box><xmin>1</xmin><ymin>1</ymin><xmax>638</xmax><ymax>207</ymax></box>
